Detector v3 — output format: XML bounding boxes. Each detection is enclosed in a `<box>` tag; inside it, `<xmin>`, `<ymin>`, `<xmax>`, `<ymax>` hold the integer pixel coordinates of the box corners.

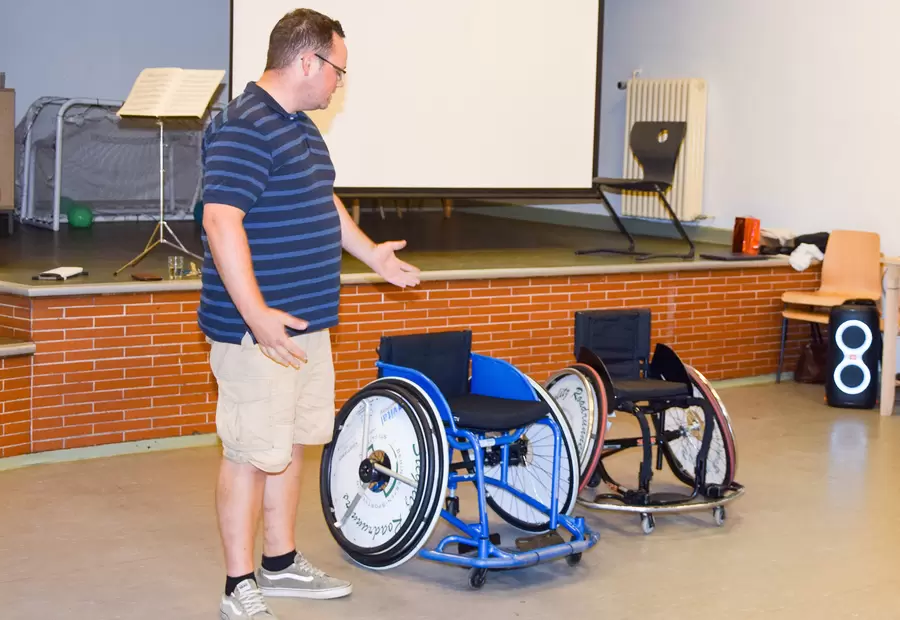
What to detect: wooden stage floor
<box><xmin>0</xmin><ymin>210</ymin><xmax>759</xmax><ymax>290</ymax></box>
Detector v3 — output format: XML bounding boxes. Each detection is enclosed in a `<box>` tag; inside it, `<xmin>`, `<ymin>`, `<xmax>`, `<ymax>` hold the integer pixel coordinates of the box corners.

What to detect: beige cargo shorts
<box><xmin>208</xmin><ymin>329</ymin><xmax>335</xmax><ymax>473</ymax></box>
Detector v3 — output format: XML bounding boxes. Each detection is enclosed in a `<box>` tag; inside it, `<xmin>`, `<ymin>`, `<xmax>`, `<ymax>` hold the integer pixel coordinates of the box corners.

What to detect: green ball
<box><xmin>66</xmin><ymin>201</ymin><xmax>93</xmax><ymax>228</ymax></box>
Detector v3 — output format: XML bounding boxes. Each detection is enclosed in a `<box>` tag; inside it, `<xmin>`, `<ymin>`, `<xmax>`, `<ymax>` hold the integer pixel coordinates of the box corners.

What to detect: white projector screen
<box><xmin>230</xmin><ymin>1</ymin><xmax>602</xmax><ymax>194</ymax></box>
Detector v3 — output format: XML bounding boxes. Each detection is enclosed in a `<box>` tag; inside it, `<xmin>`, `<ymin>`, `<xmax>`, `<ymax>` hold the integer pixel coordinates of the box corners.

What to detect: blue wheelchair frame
<box><xmin>376</xmin><ymin>351</ymin><xmax>599</xmax><ymax>571</ymax></box>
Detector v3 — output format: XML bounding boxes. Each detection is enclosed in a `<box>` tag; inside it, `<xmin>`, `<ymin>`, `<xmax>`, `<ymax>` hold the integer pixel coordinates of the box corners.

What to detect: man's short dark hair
<box><xmin>265</xmin><ymin>8</ymin><xmax>345</xmax><ymax>70</ymax></box>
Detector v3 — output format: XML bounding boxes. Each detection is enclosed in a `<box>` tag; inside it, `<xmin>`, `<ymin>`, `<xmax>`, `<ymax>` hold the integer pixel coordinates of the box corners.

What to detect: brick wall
<box><xmin>0</xmin><ymin>264</ymin><xmax>820</xmax><ymax>456</ymax></box>
<box><xmin>0</xmin><ymin>293</ymin><xmax>32</xmax><ymax>341</ymax></box>
<box><xmin>0</xmin><ymin>356</ymin><xmax>31</xmax><ymax>458</ymax></box>
<box><xmin>28</xmin><ymin>293</ymin><xmax>215</xmax><ymax>453</ymax></box>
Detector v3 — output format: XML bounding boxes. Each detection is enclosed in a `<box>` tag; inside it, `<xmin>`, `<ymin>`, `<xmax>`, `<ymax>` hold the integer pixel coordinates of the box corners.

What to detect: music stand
<box><xmin>114</xmin><ymin>67</ymin><xmax>225</xmax><ymax>276</ymax></box>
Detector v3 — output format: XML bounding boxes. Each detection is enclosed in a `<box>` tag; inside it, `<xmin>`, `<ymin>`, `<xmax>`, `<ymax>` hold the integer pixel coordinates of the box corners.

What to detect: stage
<box><xmin>0</xmin><ymin>210</ymin><xmax>821</xmax><ymax>459</ymax></box>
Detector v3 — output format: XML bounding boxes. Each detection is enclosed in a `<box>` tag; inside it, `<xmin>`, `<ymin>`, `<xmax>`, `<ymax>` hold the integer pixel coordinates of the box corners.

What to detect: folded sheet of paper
<box><xmin>34</xmin><ymin>267</ymin><xmax>87</xmax><ymax>280</ymax></box>
<box><xmin>118</xmin><ymin>68</ymin><xmax>225</xmax><ymax>119</ymax></box>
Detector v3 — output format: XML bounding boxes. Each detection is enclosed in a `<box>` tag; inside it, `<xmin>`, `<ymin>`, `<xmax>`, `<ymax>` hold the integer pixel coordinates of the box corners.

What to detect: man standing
<box><xmin>199</xmin><ymin>9</ymin><xmax>420</xmax><ymax>619</ymax></box>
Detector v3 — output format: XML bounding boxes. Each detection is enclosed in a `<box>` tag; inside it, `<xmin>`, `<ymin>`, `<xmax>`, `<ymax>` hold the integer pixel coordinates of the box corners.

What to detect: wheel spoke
<box><xmin>334</xmin><ymin>488</ymin><xmax>364</xmax><ymax>529</ymax></box>
<box><xmin>372</xmin><ymin>462</ymin><xmax>417</xmax><ymax>488</ymax></box>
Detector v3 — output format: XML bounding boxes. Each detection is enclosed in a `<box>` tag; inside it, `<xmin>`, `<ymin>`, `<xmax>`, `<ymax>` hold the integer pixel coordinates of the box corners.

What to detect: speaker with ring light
<box><xmin>825</xmin><ymin>300</ymin><xmax>882</xmax><ymax>409</ymax></box>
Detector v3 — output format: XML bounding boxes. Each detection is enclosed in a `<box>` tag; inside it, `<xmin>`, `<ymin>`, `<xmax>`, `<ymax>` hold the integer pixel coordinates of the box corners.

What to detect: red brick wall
<box><xmin>0</xmin><ymin>293</ymin><xmax>32</xmax><ymax>341</ymax></box>
<box><xmin>0</xmin><ymin>356</ymin><xmax>31</xmax><ymax>458</ymax></box>
<box><xmin>0</xmin><ymin>264</ymin><xmax>820</xmax><ymax>456</ymax></box>
<box><xmin>28</xmin><ymin>293</ymin><xmax>215</xmax><ymax>453</ymax></box>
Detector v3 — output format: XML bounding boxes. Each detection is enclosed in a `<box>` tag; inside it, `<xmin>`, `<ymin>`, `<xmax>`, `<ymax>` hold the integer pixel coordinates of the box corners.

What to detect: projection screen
<box><xmin>230</xmin><ymin>1</ymin><xmax>603</xmax><ymax>196</ymax></box>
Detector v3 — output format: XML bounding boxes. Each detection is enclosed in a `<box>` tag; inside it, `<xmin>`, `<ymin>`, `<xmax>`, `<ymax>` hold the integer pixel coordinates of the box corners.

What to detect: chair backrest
<box><xmin>818</xmin><ymin>230</ymin><xmax>882</xmax><ymax>300</ymax></box>
<box><xmin>629</xmin><ymin>121</ymin><xmax>687</xmax><ymax>185</ymax></box>
<box><xmin>574</xmin><ymin>309</ymin><xmax>651</xmax><ymax>380</ymax></box>
<box><xmin>377</xmin><ymin>330</ymin><xmax>472</xmax><ymax>399</ymax></box>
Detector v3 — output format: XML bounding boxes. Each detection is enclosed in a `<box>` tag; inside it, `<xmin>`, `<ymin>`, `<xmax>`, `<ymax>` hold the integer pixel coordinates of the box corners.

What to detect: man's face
<box><xmin>309</xmin><ymin>32</ymin><xmax>347</xmax><ymax>109</ymax></box>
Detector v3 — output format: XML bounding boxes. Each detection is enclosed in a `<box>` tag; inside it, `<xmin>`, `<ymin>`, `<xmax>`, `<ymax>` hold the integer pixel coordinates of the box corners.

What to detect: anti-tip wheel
<box><xmin>469</xmin><ymin>568</ymin><xmax>488</xmax><ymax>590</ymax></box>
<box><xmin>641</xmin><ymin>513</ymin><xmax>655</xmax><ymax>535</ymax></box>
<box><xmin>714</xmin><ymin>506</ymin><xmax>726</xmax><ymax>526</ymax></box>
<box><xmin>566</xmin><ymin>552</ymin><xmax>582</xmax><ymax>566</ymax></box>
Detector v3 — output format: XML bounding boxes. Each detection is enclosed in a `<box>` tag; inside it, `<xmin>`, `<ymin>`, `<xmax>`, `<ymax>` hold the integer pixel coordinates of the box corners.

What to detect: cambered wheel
<box><xmin>319</xmin><ymin>378</ymin><xmax>449</xmax><ymax>570</ymax></box>
<box><xmin>544</xmin><ymin>364</ymin><xmax>609</xmax><ymax>493</ymax></box>
<box><xmin>463</xmin><ymin>378</ymin><xmax>579</xmax><ymax>533</ymax></box>
<box><xmin>656</xmin><ymin>366</ymin><xmax>738</xmax><ymax>494</ymax></box>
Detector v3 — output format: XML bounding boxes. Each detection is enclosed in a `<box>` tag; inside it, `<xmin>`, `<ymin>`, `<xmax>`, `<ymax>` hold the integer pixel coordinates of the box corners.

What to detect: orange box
<box><xmin>731</xmin><ymin>217</ymin><xmax>761</xmax><ymax>255</ymax></box>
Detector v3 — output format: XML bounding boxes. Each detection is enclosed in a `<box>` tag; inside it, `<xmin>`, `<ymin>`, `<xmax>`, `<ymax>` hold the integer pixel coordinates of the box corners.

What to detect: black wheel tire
<box><xmin>469</xmin><ymin>568</ymin><xmax>488</xmax><ymax>589</ymax></box>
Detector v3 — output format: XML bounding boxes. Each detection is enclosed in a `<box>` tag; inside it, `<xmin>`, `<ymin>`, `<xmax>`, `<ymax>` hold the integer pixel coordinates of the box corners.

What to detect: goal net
<box><xmin>15</xmin><ymin>96</ymin><xmax>212</xmax><ymax>230</ymax></box>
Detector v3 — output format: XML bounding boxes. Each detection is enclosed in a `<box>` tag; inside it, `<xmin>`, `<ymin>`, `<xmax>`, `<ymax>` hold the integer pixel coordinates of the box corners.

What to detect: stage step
<box><xmin>0</xmin><ymin>337</ymin><xmax>35</xmax><ymax>358</ymax></box>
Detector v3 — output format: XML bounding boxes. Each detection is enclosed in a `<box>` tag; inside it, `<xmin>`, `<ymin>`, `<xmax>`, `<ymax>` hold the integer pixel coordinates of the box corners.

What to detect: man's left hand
<box><xmin>369</xmin><ymin>240</ymin><xmax>421</xmax><ymax>288</ymax></box>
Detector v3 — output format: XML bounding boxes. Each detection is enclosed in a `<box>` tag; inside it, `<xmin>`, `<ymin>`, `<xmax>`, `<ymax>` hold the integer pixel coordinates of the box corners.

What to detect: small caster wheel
<box><xmin>566</xmin><ymin>552</ymin><xmax>582</xmax><ymax>566</ymax></box>
<box><xmin>641</xmin><ymin>513</ymin><xmax>655</xmax><ymax>535</ymax></box>
<box><xmin>713</xmin><ymin>506</ymin><xmax>726</xmax><ymax>526</ymax></box>
<box><xmin>469</xmin><ymin>568</ymin><xmax>487</xmax><ymax>590</ymax></box>
<box><xmin>446</xmin><ymin>496</ymin><xmax>459</xmax><ymax>517</ymax></box>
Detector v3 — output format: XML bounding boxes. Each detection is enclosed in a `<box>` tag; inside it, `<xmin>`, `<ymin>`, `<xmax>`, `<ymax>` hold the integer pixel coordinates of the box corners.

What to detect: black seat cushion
<box><xmin>612</xmin><ymin>379</ymin><xmax>691</xmax><ymax>402</ymax></box>
<box><xmin>447</xmin><ymin>394</ymin><xmax>551</xmax><ymax>432</ymax></box>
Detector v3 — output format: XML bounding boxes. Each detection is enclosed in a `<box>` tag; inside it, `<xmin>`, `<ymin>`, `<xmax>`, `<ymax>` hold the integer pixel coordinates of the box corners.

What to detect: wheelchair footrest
<box><xmin>514</xmin><ymin>530</ymin><xmax>565</xmax><ymax>552</ymax></box>
<box><xmin>457</xmin><ymin>533</ymin><xmax>501</xmax><ymax>556</ymax></box>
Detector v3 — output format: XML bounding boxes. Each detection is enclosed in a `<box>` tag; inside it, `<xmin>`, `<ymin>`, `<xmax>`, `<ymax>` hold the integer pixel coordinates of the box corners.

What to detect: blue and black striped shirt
<box><xmin>198</xmin><ymin>82</ymin><xmax>342</xmax><ymax>344</ymax></box>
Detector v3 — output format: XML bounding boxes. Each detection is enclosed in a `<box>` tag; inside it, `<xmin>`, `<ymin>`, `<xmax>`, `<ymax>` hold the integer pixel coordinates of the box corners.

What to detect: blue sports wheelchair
<box><xmin>319</xmin><ymin>330</ymin><xmax>599</xmax><ymax>589</ymax></box>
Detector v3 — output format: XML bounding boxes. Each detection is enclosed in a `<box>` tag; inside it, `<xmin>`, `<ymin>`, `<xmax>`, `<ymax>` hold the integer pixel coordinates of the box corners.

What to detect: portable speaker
<box><xmin>825</xmin><ymin>301</ymin><xmax>881</xmax><ymax>409</ymax></box>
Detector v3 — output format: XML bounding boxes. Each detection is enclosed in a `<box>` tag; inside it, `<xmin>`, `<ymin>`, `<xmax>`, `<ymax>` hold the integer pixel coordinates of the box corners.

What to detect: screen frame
<box><xmin>227</xmin><ymin>1</ymin><xmax>605</xmax><ymax>199</ymax></box>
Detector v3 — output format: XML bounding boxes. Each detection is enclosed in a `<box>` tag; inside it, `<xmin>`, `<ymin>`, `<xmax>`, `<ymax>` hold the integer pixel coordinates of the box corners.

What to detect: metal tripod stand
<box><xmin>114</xmin><ymin>118</ymin><xmax>202</xmax><ymax>276</ymax></box>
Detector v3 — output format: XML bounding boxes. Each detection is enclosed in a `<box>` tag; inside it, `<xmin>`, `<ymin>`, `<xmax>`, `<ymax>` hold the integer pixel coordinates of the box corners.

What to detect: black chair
<box><xmin>576</xmin><ymin>121</ymin><xmax>695</xmax><ymax>261</ymax></box>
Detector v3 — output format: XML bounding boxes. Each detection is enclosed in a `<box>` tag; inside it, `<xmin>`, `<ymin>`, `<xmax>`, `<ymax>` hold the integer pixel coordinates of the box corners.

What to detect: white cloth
<box><xmin>789</xmin><ymin>243</ymin><xmax>824</xmax><ymax>271</ymax></box>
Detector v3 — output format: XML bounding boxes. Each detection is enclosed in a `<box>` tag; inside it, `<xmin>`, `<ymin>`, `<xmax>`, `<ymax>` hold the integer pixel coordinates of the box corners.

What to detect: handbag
<box><xmin>794</xmin><ymin>326</ymin><xmax>827</xmax><ymax>384</ymax></box>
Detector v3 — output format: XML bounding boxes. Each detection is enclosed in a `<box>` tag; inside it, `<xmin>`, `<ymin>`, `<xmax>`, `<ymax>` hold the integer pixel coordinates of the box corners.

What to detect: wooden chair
<box><xmin>776</xmin><ymin>230</ymin><xmax>883</xmax><ymax>383</ymax></box>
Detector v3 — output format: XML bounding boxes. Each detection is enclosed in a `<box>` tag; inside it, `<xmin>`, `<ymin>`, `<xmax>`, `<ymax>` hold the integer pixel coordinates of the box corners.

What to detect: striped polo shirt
<box><xmin>198</xmin><ymin>82</ymin><xmax>342</xmax><ymax>344</ymax></box>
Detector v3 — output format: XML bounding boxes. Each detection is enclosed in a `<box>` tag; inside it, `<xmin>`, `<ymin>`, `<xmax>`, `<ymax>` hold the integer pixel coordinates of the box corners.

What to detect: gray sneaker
<box><xmin>220</xmin><ymin>579</ymin><xmax>279</xmax><ymax>619</ymax></box>
<box><xmin>257</xmin><ymin>553</ymin><xmax>352</xmax><ymax>599</ymax></box>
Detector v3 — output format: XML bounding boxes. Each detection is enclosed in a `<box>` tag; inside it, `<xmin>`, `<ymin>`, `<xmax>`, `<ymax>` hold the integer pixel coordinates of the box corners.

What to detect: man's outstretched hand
<box><xmin>245</xmin><ymin>306</ymin><xmax>309</xmax><ymax>368</ymax></box>
<box><xmin>369</xmin><ymin>240</ymin><xmax>421</xmax><ymax>288</ymax></box>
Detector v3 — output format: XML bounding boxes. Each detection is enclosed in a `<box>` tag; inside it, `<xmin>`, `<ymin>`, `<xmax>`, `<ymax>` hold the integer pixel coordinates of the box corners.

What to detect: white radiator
<box><xmin>620</xmin><ymin>78</ymin><xmax>708</xmax><ymax>221</ymax></box>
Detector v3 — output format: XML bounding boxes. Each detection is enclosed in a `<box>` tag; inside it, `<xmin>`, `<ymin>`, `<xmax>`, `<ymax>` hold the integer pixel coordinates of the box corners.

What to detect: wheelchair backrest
<box><xmin>377</xmin><ymin>330</ymin><xmax>472</xmax><ymax>399</ymax></box>
<box><xmin>574</xmin><ymin>309</ymin><xmax>650</xmax><ymax>380</ymax></box>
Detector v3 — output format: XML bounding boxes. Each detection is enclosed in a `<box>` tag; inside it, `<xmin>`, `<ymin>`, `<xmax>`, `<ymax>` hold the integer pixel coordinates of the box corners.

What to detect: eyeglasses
<box><xmin>314</xmin><ymin>53</ymin><xmax>346</xmax><ymax>82</ymax></box>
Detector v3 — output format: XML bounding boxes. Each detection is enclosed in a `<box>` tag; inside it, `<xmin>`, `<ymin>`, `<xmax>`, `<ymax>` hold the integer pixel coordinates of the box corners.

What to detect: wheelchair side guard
<box><xmin>470</xmin><ymin>353</ymin><xmax>538</xmax><ymax>401</ymax></box>
<box><xmin>376</xmin><ymin>360</ymin><xmax>458</xmax><ymax>432</ymax></box>
<box><xmin>575</xmin><ymin>346</ymin><xmax>616</xmax><ymax>396</ymax></box>
<box><xmin>648</xmin><ymin>342</ymin><xmax>692</xmax><ymax>387</ymax></box>
<box><xmin>683</xmin><ymin>364</ymin><xmax>739</xmax><ymax>486</ymax></box>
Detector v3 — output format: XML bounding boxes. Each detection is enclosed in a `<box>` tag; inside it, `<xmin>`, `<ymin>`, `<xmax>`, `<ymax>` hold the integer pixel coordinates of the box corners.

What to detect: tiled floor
<box><xmin>1</xmin><ymin>381</ymin><xmax>897</xmax><ymax>618</ymax></box>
